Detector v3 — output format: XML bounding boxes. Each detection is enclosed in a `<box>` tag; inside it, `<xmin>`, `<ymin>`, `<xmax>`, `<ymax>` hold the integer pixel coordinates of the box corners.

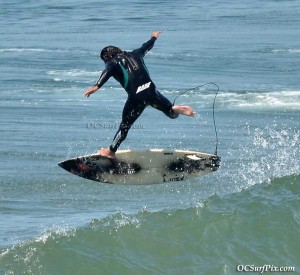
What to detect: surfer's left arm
<box><xmin>138</xmin><ymin>31</ymin><xmax>161</xmax><ymax>56</ymax></box>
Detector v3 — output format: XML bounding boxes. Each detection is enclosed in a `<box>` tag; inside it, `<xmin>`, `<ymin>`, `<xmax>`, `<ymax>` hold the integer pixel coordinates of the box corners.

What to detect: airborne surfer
<box><xmin>84</xmin><ymin>31</ymin><xmax>196</xmax><ymax>159</ymax></box>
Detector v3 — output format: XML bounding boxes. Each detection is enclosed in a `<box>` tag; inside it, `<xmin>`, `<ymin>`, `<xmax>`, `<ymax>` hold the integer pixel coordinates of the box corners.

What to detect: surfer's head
<box><xmin>100</xmin><ymin>46</ymin><xmax>122</xmax><ymax>62</ymax></box>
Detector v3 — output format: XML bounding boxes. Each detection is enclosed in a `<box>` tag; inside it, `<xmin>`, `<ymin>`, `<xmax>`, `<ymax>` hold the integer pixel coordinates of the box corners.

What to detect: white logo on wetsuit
<box><xmin>136</xmin><ymin>81</ymin><xmax>151</xmax><ymax>94</ymax></box>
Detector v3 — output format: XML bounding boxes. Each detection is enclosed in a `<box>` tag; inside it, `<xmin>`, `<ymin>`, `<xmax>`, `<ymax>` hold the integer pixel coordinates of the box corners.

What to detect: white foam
<box><xmin>0</xmin><ymin>48</ymin><xmax>64</xmax><ymax>53</ymax></box>
<box><xmin>190</xmin><ymin>90</ymin><xmax>300</xmax><ymax>110</ymax></box>
<box><xmin>36</xmin><ymin>225</ymin><xmax>76</xmax><ymax>244</ymax></box>
<box><xmin>168</xmin><ymin>89</ymin><xmax>300</xmax><ymax>110</ymax></box>
<box><xmin>271</xmin><ymin>48</ymin><xmax>300</xmax><ymax>54</ymax></box>
<box><xmin>236</xmin><ymin>91</ymin><xmax>300</xmax><ymax>110</ymax></box>
<box><xmin>47</xmin><ymin>69</ymin><xmax>100</xmax><ymax>77</ymax></box>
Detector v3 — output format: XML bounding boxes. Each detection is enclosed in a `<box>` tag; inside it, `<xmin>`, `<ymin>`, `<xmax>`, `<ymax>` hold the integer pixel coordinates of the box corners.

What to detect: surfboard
<box><xmin>58</xmin><ymin>149</ymin><xmax>220</xmax><ymax>185</ymax></box>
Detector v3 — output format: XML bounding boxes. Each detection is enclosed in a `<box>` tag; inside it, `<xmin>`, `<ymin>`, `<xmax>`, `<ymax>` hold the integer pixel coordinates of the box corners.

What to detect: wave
<box><xmin>47</xmin><ymin>69</ymin><xmax>100</xmax><ymax>78</ymax></box>
<box><xmin>0</xmin><ymin>47</ymin><xmax>91</xmax><ymax>55</ymax></box>
<box><xmin>21</xmin><ymin>72</ymin><xmax>300</xmax><ymax>111</ymax></box>
<box><xmin>3</xmin><ymin>86</ymin><xmax>300</xmax><ymax>111</ymax></box>
<box><xmin>257</xmin><ymin>47</ymin><xmax>300</xmax><ymax>54</ymax></box>
<box><xmin>0</xmin><ymin>48</ymin><xmax>65</xmax><ymax>53</ymax></box>
<box><xmin>1</xmin><ymin>174</ymin><xmax>299</xmax><ymax>274</ymax></box>
<box><xmin>271</xmin><ymin>48</ymin><xmax>300</xmax><ymax>54</ymax></box>
<box><xmin>225</xmin><ymin>90</ymin><xmax>300</xmax><ymax>110</ymax></box>
<box><xmin>166</xmin><ymin>89</ymin><xmax>300</xmax><ymax>110</ymax></box>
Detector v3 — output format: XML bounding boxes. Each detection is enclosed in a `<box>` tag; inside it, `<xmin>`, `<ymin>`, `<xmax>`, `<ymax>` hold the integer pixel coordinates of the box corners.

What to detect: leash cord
<box><xmin>172</xmin><ymin>82</ymin><xmax>219</xmax><ymax>155</ymax></box>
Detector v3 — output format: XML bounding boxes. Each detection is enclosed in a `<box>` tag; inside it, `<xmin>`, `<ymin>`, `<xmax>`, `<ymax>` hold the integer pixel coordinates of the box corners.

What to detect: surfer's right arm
<box><xmin>84</xmin><ymin>62</ymin><xmax>115</xmax><ymax>97</ymax></box>
<box><xmin>84</xmin><ymin>85</ymin><xmax>99</xmax><ymax>97</ymax></box>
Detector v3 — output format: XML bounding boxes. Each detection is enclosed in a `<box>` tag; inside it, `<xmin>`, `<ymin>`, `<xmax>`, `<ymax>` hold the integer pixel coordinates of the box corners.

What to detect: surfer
<box><xmin>84</xmin><ymin>31</ymin><xmax>196</xmax><ymax>159</ymax></box>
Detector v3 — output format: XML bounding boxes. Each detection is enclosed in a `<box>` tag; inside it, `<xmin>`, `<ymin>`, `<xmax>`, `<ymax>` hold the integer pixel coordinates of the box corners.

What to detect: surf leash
<box><xmin>172</xmin><ymin>82</ymin><xmax>220</xmax><ymax>156</ymax></box>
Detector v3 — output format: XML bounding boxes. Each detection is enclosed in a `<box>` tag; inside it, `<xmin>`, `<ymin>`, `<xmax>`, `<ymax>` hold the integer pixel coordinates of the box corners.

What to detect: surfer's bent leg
<box><xmin>109</xmin><ymin>98</ymin><xmax>146</xmax><ymax>152</ymax></box>
<box><xmin>151</xmin><ymin>90</ymin><xmax>196</xmax><ymax>117</ymax></box>
<box><xmin>150</xmin><ymin>90</ymin><xmax>179</xmax><ymax>119</ymax></box>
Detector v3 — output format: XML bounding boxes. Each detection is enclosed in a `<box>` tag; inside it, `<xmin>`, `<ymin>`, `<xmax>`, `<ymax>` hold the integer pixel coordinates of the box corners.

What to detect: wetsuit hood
<box><xmin>100</xmin><ymin>46</ymin><xmax>122</xmax><ymax>62</ymax></box>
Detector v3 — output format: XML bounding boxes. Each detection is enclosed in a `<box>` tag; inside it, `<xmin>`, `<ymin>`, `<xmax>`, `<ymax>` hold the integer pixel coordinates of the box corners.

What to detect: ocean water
<box><xmin>0</xmin><ymin>0</ymin><xmax>299</xmax><ymax>274</ymax></box>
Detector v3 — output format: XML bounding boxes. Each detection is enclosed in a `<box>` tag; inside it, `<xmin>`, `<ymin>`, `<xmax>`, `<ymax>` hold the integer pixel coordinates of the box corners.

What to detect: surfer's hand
<box><xmin>151</xmin><ymin>31</ymin><xmax>161</xmax><ymax>39</ymax></box>
<box><xmin>84</xmin><ymin>86</ymin><xmax>98</xmax><ymax>97</ymax></box>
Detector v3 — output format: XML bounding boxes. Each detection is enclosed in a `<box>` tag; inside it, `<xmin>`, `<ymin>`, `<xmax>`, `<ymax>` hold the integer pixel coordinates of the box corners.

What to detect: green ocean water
<box><xmin>1</xmin><ymin>175</ymin><xmax>299</xmax><ymax>274</ymax></box>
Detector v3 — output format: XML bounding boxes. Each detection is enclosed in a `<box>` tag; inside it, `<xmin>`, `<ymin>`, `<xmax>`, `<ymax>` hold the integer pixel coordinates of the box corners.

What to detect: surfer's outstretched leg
<box><xmin>99</xmin><ymin>98</ymin><xmax>146</xmax><ymax>159</ymax></box>
<box><xmin>172</xmin><ymin>105</ymin><xmax>196</xmax><ymax>117</ymax></box>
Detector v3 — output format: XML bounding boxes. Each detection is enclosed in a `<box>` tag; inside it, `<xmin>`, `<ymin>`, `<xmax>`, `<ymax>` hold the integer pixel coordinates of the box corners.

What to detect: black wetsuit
<box><xmin>95</xmin><ymin>37</ymin><xmax>178</xmax><ymax>152</ymax></box>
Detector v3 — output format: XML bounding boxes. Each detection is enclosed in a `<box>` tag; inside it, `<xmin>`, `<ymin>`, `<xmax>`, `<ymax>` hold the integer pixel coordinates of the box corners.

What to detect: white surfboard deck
<box><xmin>58</xmin><ymin>149</ymin><xmax>220</xmax><ymax>185</ymax></box>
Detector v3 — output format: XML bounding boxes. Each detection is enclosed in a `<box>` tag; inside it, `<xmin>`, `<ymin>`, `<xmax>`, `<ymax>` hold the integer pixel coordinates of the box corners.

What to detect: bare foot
<box><xmin>172</xmin><ymin>105</ymin><xmax>196</xmax><ymax>117</ymax></box>
<box><xmin>99</xmin><ymin>148</ymin><xmax>116</xmax><ymax>159</ymax></box>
